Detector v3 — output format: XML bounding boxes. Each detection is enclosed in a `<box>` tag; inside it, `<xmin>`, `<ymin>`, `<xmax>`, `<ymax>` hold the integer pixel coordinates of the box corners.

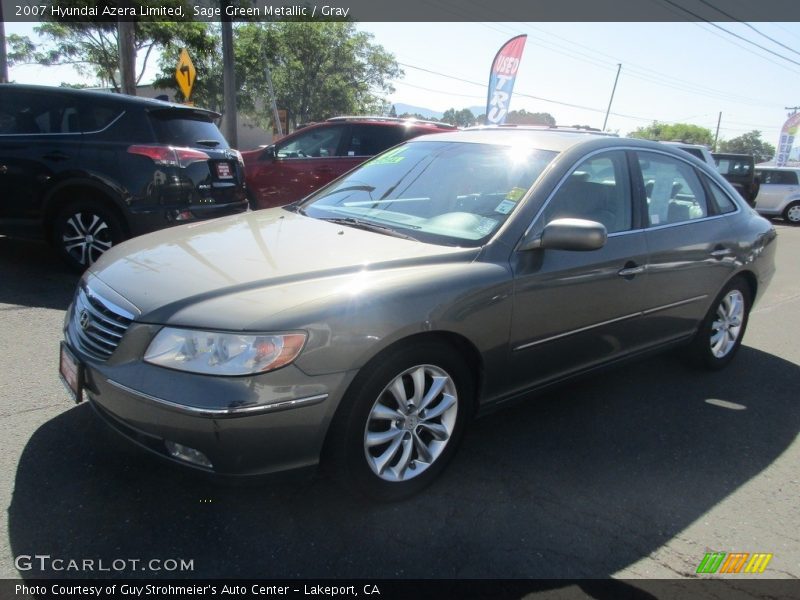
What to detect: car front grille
<box><xmin>70</xmin><ymin>286</ymin><xmax>134</xmax><ymax>361</ymax></box>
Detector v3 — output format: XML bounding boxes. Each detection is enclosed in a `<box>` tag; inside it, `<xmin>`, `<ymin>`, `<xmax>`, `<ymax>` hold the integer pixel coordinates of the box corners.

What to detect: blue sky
<box><xmin>6</xmin><ymin>21</ymin><xmax>800</xmax><ymax>144</ymax></box>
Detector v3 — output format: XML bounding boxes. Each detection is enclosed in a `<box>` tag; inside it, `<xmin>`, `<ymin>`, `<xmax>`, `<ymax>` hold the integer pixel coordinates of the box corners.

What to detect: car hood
<box><xmin>88</xmin><ymin>208</ymin><xmax>477</xmax><ymax>324</ymax></box>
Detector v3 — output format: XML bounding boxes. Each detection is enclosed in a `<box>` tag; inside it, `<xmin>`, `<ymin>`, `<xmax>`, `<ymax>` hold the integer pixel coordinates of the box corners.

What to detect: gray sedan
<box><xmin>60</xmin><ymin>128</ymin><xmax>777</xmax><ymax>500</ymax></box>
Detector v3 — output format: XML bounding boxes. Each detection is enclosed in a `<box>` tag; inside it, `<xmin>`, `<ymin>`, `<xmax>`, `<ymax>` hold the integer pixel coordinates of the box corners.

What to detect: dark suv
<box><xmin>712</xmin><ymin>152</ymin><xmax>759</xmax><ymax>207</ymax></box>
<box><xmin>0</xmin><ymin>84</ymin><xmax>248</xmax><ymax>270</ymax></box>
<box><xmin>242</xmin><ymin>116</ymin><xmax>456</xmax><ymax>209</ymax></box>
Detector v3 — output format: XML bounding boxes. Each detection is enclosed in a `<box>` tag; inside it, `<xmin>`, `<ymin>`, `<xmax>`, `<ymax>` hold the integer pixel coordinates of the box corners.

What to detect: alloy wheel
<box><xmin>710</xmin><ymin>290</ymin><xmax>745</xmax><ymax>358</ymax></box>
<box><xmin>363</xmin><ymin>364</ymin><xmax>458</xmax><ymax>482</ymax></box>
<box><xmin>61</xmin><ymin>211</ymin><xmax>114</xmax><ymax>267</ymax></box>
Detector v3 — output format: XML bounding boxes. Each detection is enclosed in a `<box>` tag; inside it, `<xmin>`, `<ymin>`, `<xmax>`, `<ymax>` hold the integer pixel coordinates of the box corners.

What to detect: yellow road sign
<box><xmin>175</xmin><ymin>48</ymin><xmax>196</xmax><ymax>101</ymax></box>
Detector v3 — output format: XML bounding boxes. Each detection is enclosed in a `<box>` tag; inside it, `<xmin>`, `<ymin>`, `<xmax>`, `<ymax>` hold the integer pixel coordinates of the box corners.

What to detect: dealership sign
<box><xmin>485</xmin><ymin>35</ymin><xmax>527</xmax><ymax>125</ymax></box>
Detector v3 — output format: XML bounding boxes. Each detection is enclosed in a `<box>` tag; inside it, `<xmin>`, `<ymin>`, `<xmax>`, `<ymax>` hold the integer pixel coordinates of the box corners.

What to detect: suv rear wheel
<box><xmin>783</xmin><ymin>201</ymin><xmax>800</xmax><ymax>225</ymax></box>
<box><xmin>53</xmin><ymin>200</ymin><xmax>125</xmax><ymax>271</ymax></box>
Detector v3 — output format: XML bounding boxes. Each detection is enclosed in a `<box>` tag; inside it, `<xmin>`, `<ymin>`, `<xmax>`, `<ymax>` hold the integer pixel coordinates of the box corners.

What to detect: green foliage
<box><xmin>7</xmin><ymin>0</ymin><xmax>198</xmax><ymax>91</ymax></box>
<box><xmin>718</xmin><ymin>130</ymin><xmax>776</xmax><ymax>163</ymax></box>
<box><xmin>505</xmin><ymin>109</ymin><xmax>555</xmax><ymax>126</ymax></box>
<box><xmin>154</xmin><ymin>22</ymin><xmax>400</xmax><ymax>130</ymax></box>
<box><xmin>441</xmin><ymin>108</ymin><xmax>477</xmax><ymax>127</ymax></box>
<box><xmin>628</xmin><ymin>121</ymin><xmax>714</xmax><ymax>146</ymax></box>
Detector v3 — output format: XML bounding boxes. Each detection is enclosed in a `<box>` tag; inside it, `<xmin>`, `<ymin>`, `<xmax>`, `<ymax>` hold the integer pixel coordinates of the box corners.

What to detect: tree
<box><xmin>505</xmin><ymin>109</ymin><xmax>555</xmax><ymax>126</ymax></box>
<box><xmin>7</xmin><ymin>1</ymin><xmax>199</xmax><ymax>91</ymax></box>
<box><xmin>441</xmin><ymin>107</ymin><xmax>476</xmax><ymax>127</ymax></box>
<box><xmin>154</xmin><ymin>22</ymin><xmax>401</xmax><ymax>130</ymax></box>
<box><xmin>718</xmin><ymin>130</ymin><xmax>775</xmax><ymax>163</ymax></box>
<box><xmin>628</xmin><ymin>121</ymin><xmax>714</xmax><ymax>146</ymax></box>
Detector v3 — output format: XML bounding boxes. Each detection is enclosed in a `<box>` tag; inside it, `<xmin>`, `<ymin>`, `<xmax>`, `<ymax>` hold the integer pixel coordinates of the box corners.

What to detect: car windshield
<box><xmin>300</xmin><ymin>141</ymin><xmax>557</xmax><ymax>246</ymax></box>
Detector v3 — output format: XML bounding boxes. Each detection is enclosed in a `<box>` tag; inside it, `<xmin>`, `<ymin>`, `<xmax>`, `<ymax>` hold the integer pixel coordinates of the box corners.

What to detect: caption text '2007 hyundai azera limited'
<box><xmin>60</xmin><ymin>127</ymin><xmax>777</xmax><ymax>500</ymax></box>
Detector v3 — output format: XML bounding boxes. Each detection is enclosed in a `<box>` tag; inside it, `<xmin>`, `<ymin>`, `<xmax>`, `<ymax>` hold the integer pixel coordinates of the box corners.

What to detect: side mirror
<box><xmin>261</xmin><ymin>145</ymin><xmax>276</xmax><ymax>160</ymax></box>
<box><xmin>519</xmin><ymin>218</ymin><xmax>608</xmax><ymax>252</ymax></box>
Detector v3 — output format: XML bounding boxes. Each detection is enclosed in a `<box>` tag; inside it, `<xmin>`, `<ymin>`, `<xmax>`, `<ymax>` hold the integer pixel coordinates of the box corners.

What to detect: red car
<box><xmin>242</xmin><ymin>116</ymin><xmax>455</xmax><ymax>209</ymax></box>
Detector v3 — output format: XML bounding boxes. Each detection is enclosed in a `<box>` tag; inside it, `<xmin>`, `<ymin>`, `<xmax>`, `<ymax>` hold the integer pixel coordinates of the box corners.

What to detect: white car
<box><xmin>753</xmin><ymin>166</ymin><xmax>800</xmax><ymax>224</ymax></box>
<box><xmin>659</xmin><ymin>141</ymin><xmax>716</xmax><ymax>167</ymax></box>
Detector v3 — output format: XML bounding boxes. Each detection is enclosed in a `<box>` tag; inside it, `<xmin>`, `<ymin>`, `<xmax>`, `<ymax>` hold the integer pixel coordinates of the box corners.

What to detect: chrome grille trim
<box><xmin>71</xmin><ymin>286</ymin><xmax>134</xmax><ymax>360</ymax></box>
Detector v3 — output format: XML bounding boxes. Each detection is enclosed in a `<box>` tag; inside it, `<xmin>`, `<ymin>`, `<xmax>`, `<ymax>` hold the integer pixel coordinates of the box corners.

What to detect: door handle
<box><xmin>618</xmin><ymin>262</ymin><xmax>645</xmax><ymax>278</ymax></box>
<box><xmin>710</xmin><ymin>247</ymin><xmax>732</xmax><ymax>259</ymax></box>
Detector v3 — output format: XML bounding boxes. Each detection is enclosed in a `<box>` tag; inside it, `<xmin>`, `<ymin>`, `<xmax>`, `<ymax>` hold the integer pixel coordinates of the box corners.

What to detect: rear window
<box><xmin>715</xmin><ymin>157</ymin><xmax>752</xmax><ymax>176</ymax></box>
<box><xmin>149</xmin><ymin>110</ymin><xmax>228</xmax><ymax>148</ymax></box>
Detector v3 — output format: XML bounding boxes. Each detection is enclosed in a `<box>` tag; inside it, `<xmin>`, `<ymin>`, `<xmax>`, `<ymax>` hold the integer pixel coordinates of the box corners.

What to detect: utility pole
<box><xmin>118</xmin><ymin>19</ymin><xmax>137</xmax><ymax>95</ymax></box>
<box><xmin>713</xmin><ymin>111</ymin><xmax>722</xmax><ymax>151</ymax></box>
<box><xmin>264</xmin><ymin>61</ymin><xmax>282</xmax><ymax>137</ymax></box>
<box><xmin>786</xmin><ymin>106</ymin><xmax>800</xmax><ymax>116</ymax></box>
<box><xmin>0</xmin><ymin>2</ymin><xmax>8</xmax><ymax>83</ymax></box>
<box><xmin>220</xmin><ymin>0</ymin><xmax>238</xmax><ymax>148</ymax></box>
<box><xmin>602</xmin><ymin>63</ymin><xmax>622</xmax><ymax>132</ymax></box>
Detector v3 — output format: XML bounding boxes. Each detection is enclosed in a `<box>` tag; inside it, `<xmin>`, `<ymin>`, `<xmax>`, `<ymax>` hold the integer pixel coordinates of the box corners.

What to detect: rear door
<box><xmin>635</xmin><ymin>150</ymin><xmax>738</xmax><ymax>344</ymax></box>
<box><xmin>755</xmin><ymin>169</ymin><xmax>798</xmax><ymax>212</ymax></box>
<box><xmin>0</xmin><ymin>89</ymin><xmax>84</xmax><ymax>220</ymax></box>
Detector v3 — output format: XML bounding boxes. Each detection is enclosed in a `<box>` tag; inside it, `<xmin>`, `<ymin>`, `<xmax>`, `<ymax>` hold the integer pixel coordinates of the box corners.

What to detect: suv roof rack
<box><xmin>466</xmin><ymin>124</ymin><xmax>618</xmax><ymax>136</ymax></box>
<box><xmin>325</xmin><ymin>116</ymin><xmax>457</xmax><ymax>129</ymax></box>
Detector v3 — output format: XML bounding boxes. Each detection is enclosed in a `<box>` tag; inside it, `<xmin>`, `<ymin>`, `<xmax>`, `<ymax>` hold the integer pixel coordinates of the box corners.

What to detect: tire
<box><xmin>783</xmin><ymin>201</ymin><xmax>800</xmax><ymax>225</ymax></box>
<box><xmin>52</xmin><ymin>200</ymin><xmax>125</xmax><ymax>272</ymax></box>
<box><xmin>325</xmin><ymin>340</ymin><xmax>473</xmax><ymax>501</ymax></box>
<box><xmin>688</xmin><ymin>277</ymin><xmax>752</xmax><ymax>370</ymax></box>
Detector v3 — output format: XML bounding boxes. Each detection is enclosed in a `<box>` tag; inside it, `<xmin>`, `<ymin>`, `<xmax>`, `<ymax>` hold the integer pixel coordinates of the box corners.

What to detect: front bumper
<box><xmin>63</xmin><ymin>292</ymin><xmax>355</xmax><ymax>476</ymax></box>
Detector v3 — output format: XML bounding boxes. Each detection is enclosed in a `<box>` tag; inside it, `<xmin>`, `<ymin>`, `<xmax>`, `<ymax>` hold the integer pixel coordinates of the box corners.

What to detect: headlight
<box><xmin>144</xmin><ymin>327</ymin><xmax>306</xmax><ymax>376</ymax></box>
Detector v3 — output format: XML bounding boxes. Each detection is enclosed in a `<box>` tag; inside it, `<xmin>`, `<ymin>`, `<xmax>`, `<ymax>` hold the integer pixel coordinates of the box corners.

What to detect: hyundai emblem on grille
<box><xmin>79</xmin><ymin>309</ymin><xmax>91</xmax><ymax>331</ymax></box>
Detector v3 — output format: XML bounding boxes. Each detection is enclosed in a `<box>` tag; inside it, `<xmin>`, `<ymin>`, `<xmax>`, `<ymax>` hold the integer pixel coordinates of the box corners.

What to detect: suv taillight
<box><xmin>128</xmin><ymin>145</ymin><xmax>210</xmax><ymax>167</ymax></box>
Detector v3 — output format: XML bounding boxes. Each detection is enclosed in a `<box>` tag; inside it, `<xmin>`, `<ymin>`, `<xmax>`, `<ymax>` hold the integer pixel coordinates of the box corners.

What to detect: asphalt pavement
<box><xmin>0</xmin><ymin>222</ymin><xmax>798</xmax><ymax>588</ymax></box>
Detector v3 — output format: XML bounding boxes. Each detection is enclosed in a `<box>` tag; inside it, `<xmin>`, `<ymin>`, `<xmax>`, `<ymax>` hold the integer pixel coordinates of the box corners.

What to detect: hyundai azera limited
<box><xmin>60</xmin><ymin>128</ymin><xmax>777</xmax><ymax>500</ymax></box>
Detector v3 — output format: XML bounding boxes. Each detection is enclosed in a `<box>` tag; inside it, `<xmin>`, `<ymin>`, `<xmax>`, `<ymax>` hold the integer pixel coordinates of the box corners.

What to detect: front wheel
<box><xmin>688</xmin><ymin>278</ymin><xmax>752</xmax><ymax>370</ymax></box>
<box><xmin>326</xmin><ymin>341</ymin><xmax>473</xmax><ymax>501</ymax></box>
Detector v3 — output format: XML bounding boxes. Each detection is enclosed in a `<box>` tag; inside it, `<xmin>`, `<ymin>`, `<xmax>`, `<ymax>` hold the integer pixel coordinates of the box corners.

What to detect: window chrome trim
<box><xmin>0</xmin><ymin>110</ymin><xmax>126</xmax><ymax>137</ymax></box>
<box><xmin>518</xmin><ymin>145</ymin><xmax>742</xmax><ymax>248</ymax></box>
<box><xmin>513</xmin><ymin>294</ymin><xmax>708</xmax><ymax>351</ymax></box>
<box><xmin>105</xmin><ymin>379</ymin><xmax>327</xmax><ymax>418</ymax></box>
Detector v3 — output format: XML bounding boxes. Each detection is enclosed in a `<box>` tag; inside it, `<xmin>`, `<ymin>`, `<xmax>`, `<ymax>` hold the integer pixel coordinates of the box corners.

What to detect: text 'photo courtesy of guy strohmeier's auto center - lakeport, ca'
<box><xmin>1</xmin><ymin>0</ymin><xmax>800</xmax><ymax>599</ymax></box>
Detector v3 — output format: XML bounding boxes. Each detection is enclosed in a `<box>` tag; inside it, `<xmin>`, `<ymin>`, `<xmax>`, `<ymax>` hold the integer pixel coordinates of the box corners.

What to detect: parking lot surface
<box><xmin>0</xmin><ymin>223</ymin><xmax>798</xmax><ymax>582</ymax></box>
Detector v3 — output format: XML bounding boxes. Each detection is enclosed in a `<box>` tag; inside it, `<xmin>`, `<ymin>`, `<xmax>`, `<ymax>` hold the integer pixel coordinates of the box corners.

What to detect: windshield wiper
<box><xmin>195</xmin><ymin>139</ymin><xmax>221</xmax><ymax>147</ymax></box>
<box><xmin>321</xmin><ymin>217</ymin><xmax>419</xmax><ymax>241</ymax></box>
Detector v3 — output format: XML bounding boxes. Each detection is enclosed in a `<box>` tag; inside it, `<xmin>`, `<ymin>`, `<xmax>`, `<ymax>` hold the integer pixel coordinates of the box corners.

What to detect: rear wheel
<box><xmin>53</xmin><ymin>200</ymin><xmax>125</xmax><ymax>271</ymax></box>
<box><xmin>688</xmin><ymin>277</ymin><xmax>751</xmax><ymax>370</ymax></box>
<box><xmin>326</xmin><ymin>341</ymin><xmax>472</xmax><ymax>501</ymax></box>
<box><xmin>783</xmin><ymin>201</ymin><xmax>800</xmax><ymax>225</ymax></box>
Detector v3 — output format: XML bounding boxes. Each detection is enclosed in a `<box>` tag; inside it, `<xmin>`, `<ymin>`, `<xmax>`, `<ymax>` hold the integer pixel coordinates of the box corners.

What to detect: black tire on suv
<box><xmin>52</xmin><ymin>198</ymin><xmax>126</xmax><ymax>272</ymax></box>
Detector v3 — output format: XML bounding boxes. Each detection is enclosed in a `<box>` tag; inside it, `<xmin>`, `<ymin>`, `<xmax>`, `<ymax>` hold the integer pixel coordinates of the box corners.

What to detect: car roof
<box><xmin>755</xmin><ymin>165</ymin><xmax>800</xmax><ymax>170</ymax></box>
<box><xmin>407</xmin><ymin>127</ymin><xmax>666</xmax><ymax>154</ymax></box>
<box><xmin>0</xmin><ymin>83</ymin><xmax>220</xmax><ymax>118</ymax></box>
<box><xmin>325</xmin><ymin>116</ymin><xmax>456</xmax><ymax>130</ymax></box>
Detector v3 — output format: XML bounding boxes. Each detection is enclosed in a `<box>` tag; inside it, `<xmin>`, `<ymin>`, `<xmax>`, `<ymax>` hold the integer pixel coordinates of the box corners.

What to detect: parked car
<box><xmin>659</xmin><ymin>141</ymin><xmax>716</xmax><ymax>166</ymax></box>
<box><xmin>242</xmin><ymin>116</ymin><xmax>456</xmax><ymax>209</ymax></box>
<box><xmin>0</xmin><ymin>84</ymin><xmax>248</xmax><ymax>270</ymax></box>
<box><xmin>713</xmin><ymin>152</ymin><xmax>758</xmax><ymax>207</ymax></box>
<box><xmin>61</xmin><ymin>128</ymin><xmax>777</xmax><ymax>500</ymax></box>
<box><xmin>753</xmin><ymin>166</ymin><xmax>800</xmax><ymax>224</ymax></box>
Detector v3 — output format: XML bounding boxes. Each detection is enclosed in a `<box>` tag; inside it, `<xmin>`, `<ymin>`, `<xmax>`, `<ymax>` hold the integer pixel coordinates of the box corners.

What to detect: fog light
<box><xmin>165</xmin><ymin>440</ymin><xmax>213</xmax><ymax>468</ymax></box>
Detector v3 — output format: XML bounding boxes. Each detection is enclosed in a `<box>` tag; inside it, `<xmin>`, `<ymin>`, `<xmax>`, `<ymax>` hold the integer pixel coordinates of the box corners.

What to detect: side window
<box><xmin>706</xmin><ymin>179</ymin><xmax>738</xmax><ymax>214</ymax></box>
<box><xmin>343</xmin><ymin>125</ymin><xmax>405</xmax><ymax>157</ymax></box>
<box><xmin>638</xmin><ymin>152</ymin><xmax>708</xmax><ymax>226</ymax></box>
<box><xmin>777</xmin><ymin>171</ymin><xmax>799</xmax><ymax>185</ymax></box>
<box><xmin>276</xmin><ymin>125</ymin><xmax>345</xmax><ymax>158</ymax></box>
<box><xmin>756</xmin><ymin>170</ymin><xmax>772</xmax><ymax>184</ymax></box>
<box><xmin>539</xmin><ymin>151</ymin><xmax>632</xmax><ymax>234</ymax></box>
